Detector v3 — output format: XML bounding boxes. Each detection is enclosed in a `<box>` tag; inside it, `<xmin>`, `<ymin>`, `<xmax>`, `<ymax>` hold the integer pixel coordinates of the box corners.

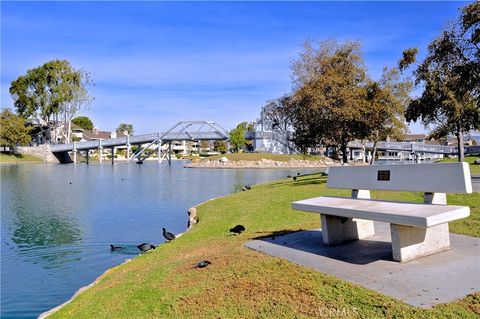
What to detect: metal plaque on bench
<box><xmin>377</xmin><ymin>170</ymin><xmax>390</xmax><ymax>181</ymax></box>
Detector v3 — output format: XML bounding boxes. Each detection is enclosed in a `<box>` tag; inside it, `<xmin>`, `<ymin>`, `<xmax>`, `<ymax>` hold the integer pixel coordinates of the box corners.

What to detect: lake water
<box><xmin>1</xmin><ymin>161</ymin><xmax>321</xmax><ymax>318</ymax></box>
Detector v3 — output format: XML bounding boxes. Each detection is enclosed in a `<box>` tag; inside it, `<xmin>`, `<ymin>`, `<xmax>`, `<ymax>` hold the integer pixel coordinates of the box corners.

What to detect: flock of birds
<box><xmin>109</xmin><ymin>224</ymin><xmax>246</xmax><ymax>270</ymax></box>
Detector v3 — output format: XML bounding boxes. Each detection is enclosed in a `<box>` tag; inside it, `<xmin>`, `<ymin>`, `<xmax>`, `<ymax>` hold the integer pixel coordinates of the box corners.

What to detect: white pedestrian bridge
<box><xmin>49</xmin><ymin>121</ymin><xmax>229</xmax><ymax>163</ymax></box>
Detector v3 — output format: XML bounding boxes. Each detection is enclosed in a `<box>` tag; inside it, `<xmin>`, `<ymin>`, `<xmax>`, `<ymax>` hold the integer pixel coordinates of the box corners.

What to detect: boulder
<box><xmin>473</xmin><ymin>159</ymin><xmax>480</xmax><ymax>165</ymax></box>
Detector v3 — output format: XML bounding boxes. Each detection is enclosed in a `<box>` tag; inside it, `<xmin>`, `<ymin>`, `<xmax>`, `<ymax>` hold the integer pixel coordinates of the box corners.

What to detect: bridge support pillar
<box><xmin>86</xmin><ymin>150</ymin><xmax>89</xmax><ymax>164</ymax></box>
<box><xmin>413</xmin><ymin>152</ymin><xmax>420</xmax><ymax>163</ymax></box>
<box><xmin>111</xmin><ymin>147</ymin><xmax>115</xmax><ymax>165</ymax></box>
<box><xmin>126</xmin><ymin>143</ymin><xmax>131</xmax><ymax>159</ymax></box>
<box><xmin>157</xmin><ymin>140</ymin><xmax>162</xmax><ymax>163</ymax></box>
<box><xmin>73</xmin><ymin>150</ymin><xmax>77</xmax><ymax>163</ymax></box>
<box><xmin>168</xmin><ymin>142</ymin><xmax>172</xmax><ymax>165</ymax></box>
<box><xmin>99</xmin><ymin>147</ymin><xmax>103</xmax><ymax>163</ymax></box>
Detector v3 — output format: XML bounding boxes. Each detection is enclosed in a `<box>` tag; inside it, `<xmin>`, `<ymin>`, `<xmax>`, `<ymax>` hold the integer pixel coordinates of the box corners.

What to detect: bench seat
<box><xmin>292</xmin><ymin>196</ymin><xmax>470</xmax><ymax>228</ymax></box>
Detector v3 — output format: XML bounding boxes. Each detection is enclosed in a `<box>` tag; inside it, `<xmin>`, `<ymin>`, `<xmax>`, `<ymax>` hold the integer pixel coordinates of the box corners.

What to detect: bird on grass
<box><xmin>162</xmin><ymin>228</ymin><xmax>176</xmax><ymax>241</ymax></box>
<box><xmin>244</xmin><ymin>185</ymin><xmax>251</xmax><ymax>190</ymax></box>
<box><xmin>110</xmin><ymin>244</ymin><xmax>124</xmax><ymax>251</ymax></box>
<box><xmin>137</xmin><ymin>243</ymin><xmax>156</xmax><ymax>252</ymax></box>
<box><xmin>286</xmin><ymin>175</ymin><xmax>292</xmax><ymax>178</ymax></box>
<box><xmin>293</xmin><ymin>176</ymin><xmax>297</xmax><ymax>181</ymax></box>
<box><xmin>229</xmin><ymin>225</ymin><xmax>246</xmax><ymax>234</ymax></box>
<box><xmin>192</xmin><ymin>260</ymin><xmax>212</xmax><ymax>269</ymax></box>
<box><xmin>297</xmin><ymin>172</ymin><xmax>301</xmax><ymax>176</ymax></box>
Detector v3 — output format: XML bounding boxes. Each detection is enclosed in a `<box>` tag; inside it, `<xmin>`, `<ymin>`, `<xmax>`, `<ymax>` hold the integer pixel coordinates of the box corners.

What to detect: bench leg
<box><xmin>321</xmin><ymin>215</ymin><xmax>375</xmax><ymax>245</ymax></box>
<box><xmin>390</xmin><ymin>223</ymin><xmax>450</xmax><ymax>262</ymax></box>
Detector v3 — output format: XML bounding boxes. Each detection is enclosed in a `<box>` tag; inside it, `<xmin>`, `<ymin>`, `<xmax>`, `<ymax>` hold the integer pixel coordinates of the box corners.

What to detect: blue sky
<box><xmin>1</xmin><ymin>1</ymin><xmax>469</xmax><ymax>133</ymax></box>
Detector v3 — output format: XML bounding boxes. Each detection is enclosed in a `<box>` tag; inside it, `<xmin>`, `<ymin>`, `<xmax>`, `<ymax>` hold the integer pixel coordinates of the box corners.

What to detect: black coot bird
<box><xmin>162</xmin><ymin>228</ymin><xmax>176</xmax><ymax>241</ymax></box>
<box><xmin>297</xmin><ymin>172</ymin><xmax>301</xmax><ymax>176</ymax></box>
<box><xmin>286</xmin><ymin>175</ymin><xmax>292</xmax><ymax>178</ymax></box>
<box><xmin>293</xmin><ymin>176</ymin><xmax>297</xmax><ymax>181</ymax></box>
<box><xmin>110</xmin><ymin>244</ymin><xmax>124</xmax><ymax>251</ymax></box>
<box><xmin>229</xmin><ymin>224</ymin><xmax>246</xmax><ymax>234</ymax></box>
<box><xmin>137</xmin><ymin>243</ymin><xmax>156</xmax><ymax>252</ymax></box>
<box><xmin>244</xmin><ymin>185</ymin><xmax>251</xmax><ymax>190</ymax></box>
<box><xmin>193</xmin><ymin>260</ymin><xmax>211</xmax><ymax>269</ymax></box>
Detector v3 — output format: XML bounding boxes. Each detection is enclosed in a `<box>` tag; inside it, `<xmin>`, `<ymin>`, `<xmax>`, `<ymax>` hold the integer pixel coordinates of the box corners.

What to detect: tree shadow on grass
<box><xmin>1</xmin><ymin>152</ymin><xmax>24</xmax><ymax>158</ymax></box>
<box><xmin>251</xmin><ymin>229</ymin><xmax>303</xmax><ymax>240</ymax></box>
<box><xmin>267</xmin><ymin>176</ymin><xmax>328</xmax><ymax>188</ymax></box>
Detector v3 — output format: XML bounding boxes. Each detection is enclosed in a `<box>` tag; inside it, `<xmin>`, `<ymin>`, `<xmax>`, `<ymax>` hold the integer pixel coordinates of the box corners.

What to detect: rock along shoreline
<box><xmin>184</xmin><ymin>158</ymin><xmax>341</xmax><ymax>169</ymax></box>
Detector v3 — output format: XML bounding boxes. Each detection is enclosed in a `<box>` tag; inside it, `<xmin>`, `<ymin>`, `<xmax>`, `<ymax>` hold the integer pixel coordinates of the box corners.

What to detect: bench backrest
<box><xmin>327</xmin><ymin>163</ymin><xmax>472</xmax><ymax>194</ymax></box>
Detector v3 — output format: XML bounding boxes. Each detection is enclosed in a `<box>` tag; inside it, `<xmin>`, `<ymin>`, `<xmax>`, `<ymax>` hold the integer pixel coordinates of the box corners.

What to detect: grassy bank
<box><xmin>204</xmin><ymin>153</ymin><xmax>326</xmax><ymax>162</ymax></box>
<box><xmin>439</xmin><ymin>156</ymin><xmax>480</xmax><ymax>175</ymax></box>
<box><xmin>51</xmin><ymin>173</ymin><xmax>479</xmax><ymax>318</ymax></box>
<box><xmin>0</xmin><ymin>152</ymin><xmax>43</xmax><ymax>163</ymax></box>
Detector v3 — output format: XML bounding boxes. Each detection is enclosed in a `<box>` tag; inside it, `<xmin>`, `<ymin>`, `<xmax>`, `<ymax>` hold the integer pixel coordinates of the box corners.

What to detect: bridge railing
<box><xmin>50</xmin><ymin>143</ymin><xmax>75</xmax><ymax>152</ymax></box>
<box><xmin>129</xmin><ymin>133</ymin><xmax>160</xmax><ymax>144</ymax></box>
<box><xmin>347</xmin><ymin>141</ymin><xmax>458</xmax><ymax>154</ymax></box>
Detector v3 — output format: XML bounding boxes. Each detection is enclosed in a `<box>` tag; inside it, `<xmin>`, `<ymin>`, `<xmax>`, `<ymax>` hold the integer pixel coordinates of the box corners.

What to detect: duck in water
<box><xmin>110</xmin><ymin>244</ymin><xmax>124</xmax><ymax>251</ymax></box>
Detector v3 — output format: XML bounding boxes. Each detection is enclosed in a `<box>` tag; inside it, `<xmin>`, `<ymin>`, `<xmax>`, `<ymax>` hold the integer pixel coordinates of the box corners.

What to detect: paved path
<box><xmin>472</xmin><ymin>175</ymin><xmax>480</xmax><ymax>192</ymax></box>
<box><xmin>245</xmin><ymin>222</ymin><xmax>479</xmax><ymax>308</ymax></box>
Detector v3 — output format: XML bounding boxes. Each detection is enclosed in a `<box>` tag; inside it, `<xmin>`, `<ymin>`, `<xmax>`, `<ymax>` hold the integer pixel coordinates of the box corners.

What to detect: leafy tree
<box><xmin>229</xmin><ymin>122</ymin><xmax>247</xmax><ymax>153</ymax></box>
<box><xmin>365</xmin><ymin>67</ymin><xmax>412</xmax><ymax>163</ymax></box>
<box><xmin>9</xmin><ymin>59</ymin><xmax>93</xmax><ymax>143</ymax></box>
<box><xmin>72</xmin><ymin>116</ymin><xmax>94</xmax><ymax>130</ymax></box>
<box><xmin>282</xmin><ymin>97</ymin><xmax>322</xmax><ymax>154</ymax></box>
<box><xmin>291</xmin><ymin>40</ymin><xmax>372</xmax><ymax>162</ymax></box>
<box><xmin>399</xmin><ymin>2</ymin><xmax>479</xmax><ymax>161</ymax></box>
<box><xmin>213</xmin><ymin>140</ymin><xmax>227</xmax><ymax>154</ymax></box>
<box><xmin>116</xmin><ymin>123</ymin><xmax>134</xmax><ymax>135</ymax></box>
<box><xmin>261</xmin><ymin>96</ymin><xmax>293</xmax><ymax>131</ymax></box>
<box><xmin>200</xmin><ymin>140</ymin><xmax>210</xmax><ymax>153</ymax></box>
<box><xmin>60</xmin><ymin>71</ymin><xmax>93</xmax><ymax>142</ymax></box>
<box><xmin>0</xmin><ymin>109</ymin><xmax>32</xmax><ymax>151</ymax></box>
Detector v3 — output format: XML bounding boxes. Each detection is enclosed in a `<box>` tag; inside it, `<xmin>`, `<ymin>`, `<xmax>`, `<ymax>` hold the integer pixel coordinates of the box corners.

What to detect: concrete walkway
<box><xmin>471</xmin><ymin>175</ymin><xmax>480</xmax><ymax>192</ymax></box>
<box><xmin>245</xmin><ymin>222</ymin><xmax>480</xmax><ymax>308</ymax></box>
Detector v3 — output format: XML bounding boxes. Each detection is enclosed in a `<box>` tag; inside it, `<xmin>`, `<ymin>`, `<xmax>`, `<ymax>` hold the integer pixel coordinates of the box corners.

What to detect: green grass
<box><xmin>205</xmin><ymin>152</ymin><xmax>326</xmax><ymax>162</ymax></box>
<box><xmin>438</xmin><ymin>156</ymin><xmax>480</xmax><ymax>175</ymax></box>
<box><xmin>0</xmin><ymin>152</ymin><xmax>43</xmax><ymax>163</ymax></box>
<box><xmin>51</xmin><ymin>174</ymin><xmax>479</xmax><ymax>318</ymax></box>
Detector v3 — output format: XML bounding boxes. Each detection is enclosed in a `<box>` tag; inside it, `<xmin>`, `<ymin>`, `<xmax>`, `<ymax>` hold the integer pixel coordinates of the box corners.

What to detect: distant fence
<box><xmin>466</xmin><ymin>146</ymin><xmax>480</xmax><ymax>155</ymax></box>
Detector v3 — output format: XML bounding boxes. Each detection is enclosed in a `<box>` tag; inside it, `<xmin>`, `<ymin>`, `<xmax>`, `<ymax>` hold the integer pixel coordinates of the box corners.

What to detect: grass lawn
<box><xmin>205</xmin><ymin>153</ymin><xmax>326</xmax><ymax>162</ymax></box>
<box><xmin>51</xmin><ymin>173</ymin><xmax>479</xmax><ymax>319</ymax></box>
<box><xmin>439</xmin><ymin>156</ymin><xmax>480</xmax><ymax>175</ymax></box>
<box><xmin>0</xmin><ymin>152</ymin><xmax>43</xmax><ymax>163</ymax></box>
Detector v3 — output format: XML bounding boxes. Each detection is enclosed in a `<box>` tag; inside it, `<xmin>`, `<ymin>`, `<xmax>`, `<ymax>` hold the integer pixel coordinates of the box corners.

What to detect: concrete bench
<box><xmin>292</xmin><ymin>163</ymin><xmax>472</xmax><ymax>262</ymax></box>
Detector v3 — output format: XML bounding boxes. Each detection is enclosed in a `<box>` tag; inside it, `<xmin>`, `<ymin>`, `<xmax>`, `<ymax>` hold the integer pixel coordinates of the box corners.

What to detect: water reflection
<box><xmin>12</xmin><ymin>213</ymin><xmax>81</xmax><ymax>247</ymax></box>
